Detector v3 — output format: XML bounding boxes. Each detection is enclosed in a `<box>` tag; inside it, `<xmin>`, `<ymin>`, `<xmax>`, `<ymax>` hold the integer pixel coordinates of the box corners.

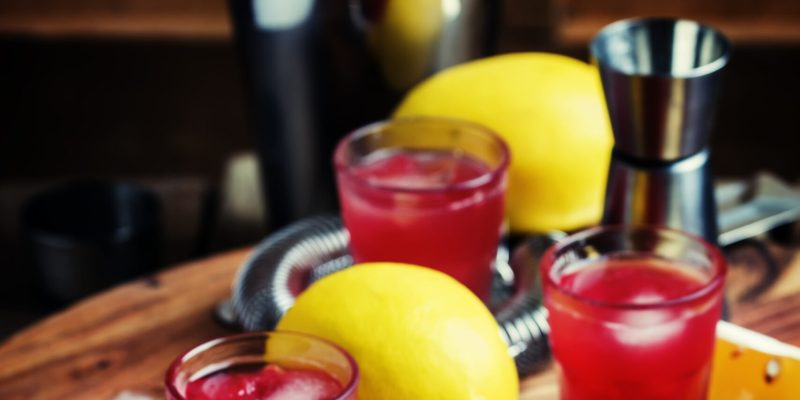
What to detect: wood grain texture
<box><xmin>0</xmin><ymin>249</ymin><xmax>247</xmax><ymax>400</ymax></box>
<box><xmin>0</xmin><ymin>242</ymin><xmax>798</xmax><ymax>399</ymax></box>
<box><xmin>0</xmin><ymin>0</ymin><xmax>230</xmax><ymax>40</ymax></box>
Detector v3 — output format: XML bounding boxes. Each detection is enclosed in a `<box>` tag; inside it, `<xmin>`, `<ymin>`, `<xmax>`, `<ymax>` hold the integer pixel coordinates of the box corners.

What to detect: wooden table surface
<box><xmin>1</xmin><ymin>239</ymin><xmax>799</xmax><ymax>399</ymax></box>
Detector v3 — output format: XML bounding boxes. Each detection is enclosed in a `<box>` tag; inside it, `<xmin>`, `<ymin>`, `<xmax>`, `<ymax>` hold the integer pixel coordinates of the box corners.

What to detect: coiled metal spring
<box><xmin>230</xmin><ymin>215</ymin><xmax>557</xmax><ymax>375</ymax></box>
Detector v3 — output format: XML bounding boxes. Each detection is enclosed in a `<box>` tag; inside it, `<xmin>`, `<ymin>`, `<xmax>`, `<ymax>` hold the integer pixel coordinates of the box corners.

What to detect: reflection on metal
<box><xmin>351</xmin><ymin>0</ymin><xmax>492</xmax><ymax>90</ymax></box>
<box><xmin>604</xmin><ymin>149</ymin><xmax>718</xmax><ymax>241</ymax></box>
<box><xmin>593</xmin><ymin>18</ymin><xmax>731</xmax><ymax>242</ymax></box>
<box><xmin>717</xmin><ymin>173</ymin><xmax>800</xmax><ymax>247</ymax></box>
<box><xmin>591</xmin><ymin>17</ymin><xmax>731</xmax><ymax>160</ymax></box>
<box><xmin>229</xmin><ymin>0</ymin><xmax>496</xmax><ymax>229</ymax></box>
<box><xmin>253</xmin><ymin>0</ymin><xmax>314</xmax><ymax>30</ymax></box>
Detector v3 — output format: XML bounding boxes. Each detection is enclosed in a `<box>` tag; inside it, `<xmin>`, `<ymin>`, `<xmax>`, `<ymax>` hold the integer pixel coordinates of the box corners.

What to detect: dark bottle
<box><xmin>227</xmin><ymin>0</ymin><xmax>498</xmax><ymax>230</ymax></box>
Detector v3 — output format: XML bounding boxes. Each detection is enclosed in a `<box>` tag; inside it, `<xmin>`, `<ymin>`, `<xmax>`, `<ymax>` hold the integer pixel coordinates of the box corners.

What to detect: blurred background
<box><xmin>1</xmin><ymin>0</ymin><xmax>798</xmax><ymax>337</ymax></box>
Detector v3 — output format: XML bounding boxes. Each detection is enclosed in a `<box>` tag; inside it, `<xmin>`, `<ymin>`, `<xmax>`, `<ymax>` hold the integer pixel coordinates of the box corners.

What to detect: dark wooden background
<box><xmin>0</xmin><ymin>0</ymin><xmax>798</xmax><ymax>337</ymax></box>
<box><xmin>1</xmin><ymin>0</ymin><xmax>799</xmax><ymax>181</ymax></box>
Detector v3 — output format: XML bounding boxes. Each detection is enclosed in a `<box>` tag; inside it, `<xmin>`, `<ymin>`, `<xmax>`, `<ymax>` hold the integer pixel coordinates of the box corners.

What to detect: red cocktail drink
<box><xmin>541</xmin><ymin>226</ymin><xmax>726</xmax><ymax>400</ymax></box>
<box><xmin>184</xmin><ymin>364</ymin><xmax>343</xmax><ymax>400</ymax></box>
<box><xmin>165</xmin><ymin>331</ymin><xmax>358</xmax><ymax>400</ymax></box>
<box><xmin>334</xmin><ymin>117</ymin><xmax>509</xmax><ymax>302</ymax></box>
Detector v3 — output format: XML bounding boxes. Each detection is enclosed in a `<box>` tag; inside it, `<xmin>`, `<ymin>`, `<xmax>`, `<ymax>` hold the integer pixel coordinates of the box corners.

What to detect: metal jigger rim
<box><xmin>590</xmin><ymin>17</ymin><xmax>732</xmax><ymax>80</ymax></box>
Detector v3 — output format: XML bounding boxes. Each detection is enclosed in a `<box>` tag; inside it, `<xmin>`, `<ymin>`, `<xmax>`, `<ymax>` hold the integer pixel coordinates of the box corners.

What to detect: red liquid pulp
<box><xmin>337</xmin><ymin>149</ymin><xmax>505</xmax><ymax>302</ymax></box>
<box><xmin>184</xmin><ymin>363</ymin><xmax>343</xmax><ymax>400</ymax></box>
<box><xmin>545</xmin><ymin>259</ymin><xmax>723</xmax><ymax>400</ymax></box>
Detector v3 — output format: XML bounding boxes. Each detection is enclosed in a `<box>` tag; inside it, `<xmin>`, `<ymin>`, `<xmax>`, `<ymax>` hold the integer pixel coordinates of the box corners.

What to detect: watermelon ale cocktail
<box><xmin>165</xmin><ymin>331</ymin><xmax>358</xmax><ymax>400</ymax></box>
<box><xmin>334</xmin><ymin>117</ymin><xmax>509</xmax><ymax>302</ymax></box>
<box><xmin>541</xmin><ymin>225</ymin><xmax>726</xmax><ymax>400</ymax></box>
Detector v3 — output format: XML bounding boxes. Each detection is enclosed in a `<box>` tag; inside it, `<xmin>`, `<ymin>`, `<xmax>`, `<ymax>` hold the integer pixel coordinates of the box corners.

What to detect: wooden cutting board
<box><xmin>1</xmin><ymin>240</ymin><xmax>799</xmax><ymax>399</ymax></box>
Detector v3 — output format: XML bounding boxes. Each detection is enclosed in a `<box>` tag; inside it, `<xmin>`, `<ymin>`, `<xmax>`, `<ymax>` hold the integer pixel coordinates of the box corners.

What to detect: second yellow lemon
<box><xmin>277</xmin><ymin>262</ymin><xmax>518</xmax><ymax>400</ymax></box>
<box><xmin>394</xmin><ymin>52</ymin><xmax>613</xmax><ymax>233</ymax></box>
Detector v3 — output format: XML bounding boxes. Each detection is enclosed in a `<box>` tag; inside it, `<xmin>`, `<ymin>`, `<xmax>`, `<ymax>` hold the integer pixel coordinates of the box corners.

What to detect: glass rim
<box><xmin>333</xmin><ymin>116</ymin><xmax>510</xmax><ymax>194</ymax></box>
<box><xmin>541</xmin><ymin>224</ymin><xmax>727</xmax><ymax>310</ymax></box>
<box><xmin>590</xmin><ymin>17</ymin><xmax>731</xmax><ymax>79</ymax></box>
<box><xmin>164</xmin><ymin>330</ymin><xmax>360</xmax><ymax>400</ymax></box>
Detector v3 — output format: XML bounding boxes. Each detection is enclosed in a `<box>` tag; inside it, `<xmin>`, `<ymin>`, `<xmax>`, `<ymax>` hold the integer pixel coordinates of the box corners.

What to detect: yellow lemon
<box><xmin>277</xmin><ymin>262</ymin><xmax>518</xmax><ymax>399</ymax></box>
<box><xmin>365</xmin><ymin>0</ymin><xmax>443</xmax><ymax>90</ymax></box>
<box><xmin>394</xmin><ymin>52</ymin><xmax>614</xmax><ymax>233</ymax></box>
<box><xmin>709</xmin><ymin>321</ymin><xmax>800</xmax><ymax>399</ymax></box>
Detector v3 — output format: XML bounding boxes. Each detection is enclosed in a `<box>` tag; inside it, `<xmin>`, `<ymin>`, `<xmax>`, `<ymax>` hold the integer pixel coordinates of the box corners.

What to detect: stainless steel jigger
<box><xmin>591</xmin><ymin>18</ymin><xmax>731</xmax><ymax>242</ymax></box>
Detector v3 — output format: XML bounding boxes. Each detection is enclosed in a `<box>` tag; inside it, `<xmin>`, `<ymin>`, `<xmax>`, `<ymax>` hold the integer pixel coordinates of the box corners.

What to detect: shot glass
<box><xmin>540</xmin><ymin>225</ymin><xmax>726</xmax><ymax>400</ymax></box>
<box><xmin>165</xmin><ymin>331</ymin><xmax>358</xmax><ymax>400</ymax></box>
<box><xmin>333</xmin><ymin>116</ymin><xmax>510</xmax><ymax>302</ymax></box>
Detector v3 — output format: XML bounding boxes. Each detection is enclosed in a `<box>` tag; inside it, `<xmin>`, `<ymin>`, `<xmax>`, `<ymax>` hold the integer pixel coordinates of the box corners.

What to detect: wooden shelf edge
<box><xmin>558</xmin><ymin>15</ymin><xmax>800</xmax><ymax>47</ymax></box>
<box><xmin>0</xmin><ymin>15</ymin><xmax>232</xmax><ymax>41</ymax></box>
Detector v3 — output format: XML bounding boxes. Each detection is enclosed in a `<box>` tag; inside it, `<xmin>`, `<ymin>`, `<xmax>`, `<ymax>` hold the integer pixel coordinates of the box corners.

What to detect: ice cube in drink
<box><xmin>547</xmin><ymin>258</ymin><xmax>723</xmax><ymax>399</ymax></box>
<box><xmin>339</xmin><ymin>148</ymin><xmax>505</xmax><ymax>301</ymax></box>
<box><xmin>184</xmin><ymin>363</ymin><xmax>343</xmax><ymax>400</ymax></box>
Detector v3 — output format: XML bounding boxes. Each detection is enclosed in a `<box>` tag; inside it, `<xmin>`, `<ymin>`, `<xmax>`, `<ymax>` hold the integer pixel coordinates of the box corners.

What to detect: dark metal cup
<box><xmin>22</xmin><ymin>181</ymin><xmax>162</xmax><ymax>304</ymax></box>
<box><xmin>592</xmin><ymin>18</ymin><xmax>731</xmax><ymax>242</ymax></box>
<box><xmin>227</xmin><ymin>0</ymin><xmax>498</xmax><ymax>230</ymax></box>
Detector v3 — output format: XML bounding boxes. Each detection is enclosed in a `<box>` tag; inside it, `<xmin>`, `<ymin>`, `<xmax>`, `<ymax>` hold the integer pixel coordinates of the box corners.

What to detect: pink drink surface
<box><xmin>546</xmin><ymin>259</ymin><xmax>722</xmax><ymax>400</ymax></box>
<box><xmin>338</xmin><ymin>149</ymin><xmax>504</xmax><ymax>302</ymax></box>
<box><xmin>184</xmin><ymin>364</ymin><xmax>343</xmax><ymax>400</ymax></box>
